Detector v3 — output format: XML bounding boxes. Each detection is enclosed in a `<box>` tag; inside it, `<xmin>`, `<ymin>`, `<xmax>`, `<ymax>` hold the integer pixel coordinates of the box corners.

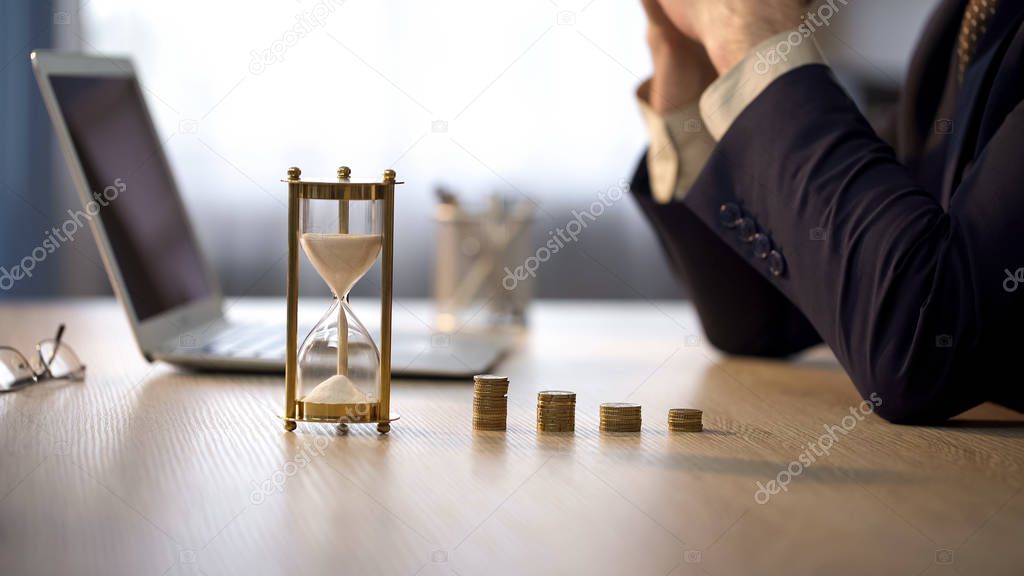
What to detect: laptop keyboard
<box><xmin>163</xmin><ymin>320</ymin><xmax>504</xmax><ymax>377</ymax></box>
<box><xmin>197</xmin><ymin>323</ymin><xmax>289</xmax><ymax>359</ymax></box>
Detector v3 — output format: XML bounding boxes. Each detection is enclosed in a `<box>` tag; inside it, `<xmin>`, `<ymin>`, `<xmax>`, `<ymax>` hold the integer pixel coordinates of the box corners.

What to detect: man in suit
<box><xmin>632</xmin><ymin>0</ymin><xmax>1024</xmax><ymax>423</ymax></box>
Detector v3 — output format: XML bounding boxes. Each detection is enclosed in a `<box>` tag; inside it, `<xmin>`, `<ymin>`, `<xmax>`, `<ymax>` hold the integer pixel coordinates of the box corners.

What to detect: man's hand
<box><xmin>641</xmin><ymin>0</ymin><xmax>717</xmax><ymax>114</ymax></box>
<box><xmin>654</xmin><ymin>0</ymin><xmax>807</xmax><ymax>74</ymax></box>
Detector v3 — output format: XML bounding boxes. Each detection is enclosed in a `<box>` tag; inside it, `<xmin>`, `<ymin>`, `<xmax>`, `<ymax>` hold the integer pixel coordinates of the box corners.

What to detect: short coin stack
<box><xmin>599</xmin><ymin>402</ymin><xmax>642</xmax><ymax>432</ymax></box>
<box><xmin>472</xmin><ymin>374</ymin><xmax>509</xmax><ymax>430</ymax></box>
<box><xmin>536</xmin><ymin>391</ymin><xmax>576</xmax><ymax>432</ymax></box>
<box><xmin>668</xmin><ymin>408</ymin><xmax>703</xmax><ymax>432</ymax></box>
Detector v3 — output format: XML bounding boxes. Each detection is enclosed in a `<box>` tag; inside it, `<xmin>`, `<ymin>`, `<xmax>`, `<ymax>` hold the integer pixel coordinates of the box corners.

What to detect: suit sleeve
<box><xmin>631</xmin><ymin>151</ymin><xmax>822</xmax><ymax>358</ymax></box>
<box><xmin>682</xmin><ymin>64</ymin><xmax>1024</xmax><ymax>422</ymax></box>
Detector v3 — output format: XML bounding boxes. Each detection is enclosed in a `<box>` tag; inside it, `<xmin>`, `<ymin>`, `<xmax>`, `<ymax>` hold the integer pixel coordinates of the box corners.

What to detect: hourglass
<box><xmin>282</xmin><ymin>165</ymin><xmax>400</xmax><ymax>434</ymax></box>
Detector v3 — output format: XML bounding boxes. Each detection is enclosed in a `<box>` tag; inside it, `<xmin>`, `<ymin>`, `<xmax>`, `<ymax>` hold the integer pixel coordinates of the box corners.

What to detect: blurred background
<box><xmin>2</xmin><ymin>0</ymin><xmax>941</xmax><ymax>301</ymax></box>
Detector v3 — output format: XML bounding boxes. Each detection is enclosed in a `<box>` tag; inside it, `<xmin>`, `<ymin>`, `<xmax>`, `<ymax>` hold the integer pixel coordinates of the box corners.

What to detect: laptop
<box><xmin>31</xmin><ymin>51</ymin><xmax>503</xmax><ymax>378</ymax></box>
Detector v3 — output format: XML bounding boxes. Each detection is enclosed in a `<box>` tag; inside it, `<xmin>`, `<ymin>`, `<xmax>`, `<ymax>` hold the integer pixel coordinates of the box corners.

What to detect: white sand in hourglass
<box><xmin>300</xmin><ymin>233</ymin><xmax>382</xmax><ymax>298</ymax></box>
<box><xmin>299</xmin><ymin>233</ymin><xmax>382</xmax><ymax>405</ymax></box>
<box><xmin>302</xmin><ymin>374</ymin><xmax>370</xmax><ymax>405</ymax></box>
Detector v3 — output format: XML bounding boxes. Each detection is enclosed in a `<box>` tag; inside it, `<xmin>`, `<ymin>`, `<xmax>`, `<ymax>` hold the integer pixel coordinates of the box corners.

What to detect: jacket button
<box><xmin>752</xmin><ymin>233</ymin><xmax>772</xmax><ymax>258</ymax></box>
<box><xmin>719</xmin><ymin>203</ymin><xmax>742</xmax><ymax>228</ymax></box>
<box><xmin>738</xmin><ymin>217</ymin><xmax>758</xmax><ymax>242</ymax></box>
<box><xmin>767</xmin><ymin>250</ymin><xmax>786</xmax><ymax>277</ymax></box>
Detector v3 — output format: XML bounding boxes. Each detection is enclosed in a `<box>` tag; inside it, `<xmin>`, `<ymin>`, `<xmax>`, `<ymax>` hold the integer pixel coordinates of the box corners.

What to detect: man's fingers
<box><xmin>640</xmin><ymin>0</ymin><xmax>674</xmax><ymax>30</ymax></box>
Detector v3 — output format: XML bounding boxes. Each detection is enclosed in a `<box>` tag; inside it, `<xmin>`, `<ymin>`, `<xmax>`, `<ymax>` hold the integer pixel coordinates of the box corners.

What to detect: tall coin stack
<box><xmin>668</xmin><ymin>408</ymin><xmax>702</xmax><ymax>432</ymax></box>
<box><xmin>599</xmin><ymin>402</ymin><xmax>642</xmax><ymax>432</ymax></box>
<box><xmin>472</xmin><ymin>374</ymin><xmax>509</xmax><ymax>430</ymax></box>
<box><xmin>536</xmin><ymin>391</ymin><xmax>576</xmax><ymax>432</ymax></box>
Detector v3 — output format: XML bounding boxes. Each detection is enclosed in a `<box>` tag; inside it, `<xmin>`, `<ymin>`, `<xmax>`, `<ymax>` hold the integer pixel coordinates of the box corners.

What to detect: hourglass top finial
<box><xmin>337</xmin><ymin>166</ymin><xmax>351</xmax><ymax>180</ymax></box>
<box><xmin>287</xmin><ymin>166</ymin><xmax>301</xmax><ymax>180</ymax></box>
<box><xmin>383</xmin><ymin>169</ymin><xmax>397</xmax><ymax>184</ymax></box>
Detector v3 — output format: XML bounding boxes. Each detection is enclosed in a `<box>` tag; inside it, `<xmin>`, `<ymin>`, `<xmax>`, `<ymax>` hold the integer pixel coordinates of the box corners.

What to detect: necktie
<box><xmin>957</xmin><ymin>0</ymin><xmax>1000</xmax><ymax>83</ymax></box>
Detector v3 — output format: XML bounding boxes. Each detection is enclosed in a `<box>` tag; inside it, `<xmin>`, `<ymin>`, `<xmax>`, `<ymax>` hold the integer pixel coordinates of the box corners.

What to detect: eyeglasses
<box><xmin>0</xmin><ymin>324</ymin><xmax>86</xmax><ymax>393</ymax></box>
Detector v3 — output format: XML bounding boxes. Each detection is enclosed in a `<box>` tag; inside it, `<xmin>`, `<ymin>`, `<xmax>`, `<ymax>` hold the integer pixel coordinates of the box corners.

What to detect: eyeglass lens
<box><xmin>0</xmin><ymin>348</ymin><xmax>36</xmax><ymax>390</ymax></box>
<box><xmin>37</xmin><ymin>340</ymin><xmax>85</xmax><ymax>380</ymax></box>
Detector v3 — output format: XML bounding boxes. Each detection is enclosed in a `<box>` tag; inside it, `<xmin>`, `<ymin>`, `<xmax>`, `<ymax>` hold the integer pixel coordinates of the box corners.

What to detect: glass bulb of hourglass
<box><xmin>300</xmin><ymin>233</ymin><xmax>382</xmax><ymax>299</ymax></box>
<box><xmin>297</xmin><ymin>232</ymin><xmax>382</xmax><ymax>413</ymax></box>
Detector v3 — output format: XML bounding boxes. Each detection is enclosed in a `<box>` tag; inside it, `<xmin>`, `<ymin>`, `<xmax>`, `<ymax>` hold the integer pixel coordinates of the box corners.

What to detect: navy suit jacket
<box><xmin>631</xmin><ymin>0</ymin><xmax>1024</xmax><ymax>423</ymax></box>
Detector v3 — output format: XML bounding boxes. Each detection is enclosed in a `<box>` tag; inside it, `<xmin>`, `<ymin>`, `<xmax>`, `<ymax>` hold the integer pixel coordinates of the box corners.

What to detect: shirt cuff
<box><xmin>637</xmin><ymin>80</ymin><xmax>716</xmax><ymax>204</ymax></box>
<box><xmin>699</xmin><ymin>29</ymin><xmax>826</xmax><ymax>141</ymax></box>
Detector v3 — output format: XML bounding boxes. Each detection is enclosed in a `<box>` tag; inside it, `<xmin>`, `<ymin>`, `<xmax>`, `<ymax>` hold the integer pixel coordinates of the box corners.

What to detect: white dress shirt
<box><xmin>639</xmin><ymin>30</ymin><xmax>827</xmax><ymax>203</ymax></box>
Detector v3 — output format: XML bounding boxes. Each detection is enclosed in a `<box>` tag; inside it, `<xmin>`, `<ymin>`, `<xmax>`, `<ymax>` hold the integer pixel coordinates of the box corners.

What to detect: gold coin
<box><xmin>474</xmin><ymin>374</ymin><xmax>509</xmax><ymax>383</ymax></box>
<box><xmin>473</xmin><ymin>398</ymin><xmax>508</xmax><ymax>406</ymax></box>
<box><xmin>475</xmin><ymin>390</ymin><xmax>508</xmax><ymax>397</ymax></box>
<box><xmin>473</xmin><ymin>397</ymin><xmax>508</xmax><ymax>404</ymax></box>
<box><xmin>474</xmin><ymin>380</ymin><xmax>509</xmax><ymax>389</ymax></box>
<box><xmin>474</xmin><ymin>389</ymin><xmax>509</xmax><ymax>398</ymax></box>
<box><xmin>538</xmin><ymin>390</ymin><xmax>575</xmax><ymax>398</ymax></box>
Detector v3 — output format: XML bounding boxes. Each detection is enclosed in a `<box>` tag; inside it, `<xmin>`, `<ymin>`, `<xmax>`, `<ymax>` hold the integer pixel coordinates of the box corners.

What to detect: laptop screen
<box><xmin>49</xmin><ymin>75</ymin><xmax>212</xmax><ymax>321</ymax></box>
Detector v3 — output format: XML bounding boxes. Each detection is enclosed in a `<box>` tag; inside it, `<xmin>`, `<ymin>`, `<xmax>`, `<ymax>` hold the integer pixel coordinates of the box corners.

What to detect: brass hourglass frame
<box><xmin>282</xmin><ymin>165</ymin><xmax>401</xmax><ymax>434</ymax></box>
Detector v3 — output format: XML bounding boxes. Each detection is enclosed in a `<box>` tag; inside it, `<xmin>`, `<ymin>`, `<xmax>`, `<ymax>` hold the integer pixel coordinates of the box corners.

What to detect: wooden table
<box><xmin>1</xmin><ymin>299</ymin><xmax>1022</xmax><ymax>576</ymax></box>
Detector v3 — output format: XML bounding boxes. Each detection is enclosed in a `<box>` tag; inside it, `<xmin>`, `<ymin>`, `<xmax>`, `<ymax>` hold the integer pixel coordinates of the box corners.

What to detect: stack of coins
<box><xmin>472</xmin><ymin>374</ymin><xmax>509</xmax><ymax>430</ymax></box>
<box><xmin>536</xmin><ymin>391</ymin><xmax>576</xmax><ymax>432</ymax></box>
<box><xmin>599</xmin><ymin>402</ymin><xmax>642</xmax><ymax>432</ymax></box>
<box><xmin>668</xmin><ymin>408</ymin><xmax>703</xmax><ymax>432</ymax></box>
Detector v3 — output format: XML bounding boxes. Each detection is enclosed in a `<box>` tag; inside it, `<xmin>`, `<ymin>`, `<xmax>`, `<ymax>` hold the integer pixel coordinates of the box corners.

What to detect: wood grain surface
<box><xmin>1</xmin><ymin>299</ymin><xmax>1021</xmax><ymax>576</ymax></box>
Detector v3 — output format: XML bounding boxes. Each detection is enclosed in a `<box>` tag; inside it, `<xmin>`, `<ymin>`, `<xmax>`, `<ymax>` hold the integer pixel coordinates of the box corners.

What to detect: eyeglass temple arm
<box><xmin>42</xmin><ymin>324</ymin><xmax>66</xmax><ymax>371</ymax></box>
